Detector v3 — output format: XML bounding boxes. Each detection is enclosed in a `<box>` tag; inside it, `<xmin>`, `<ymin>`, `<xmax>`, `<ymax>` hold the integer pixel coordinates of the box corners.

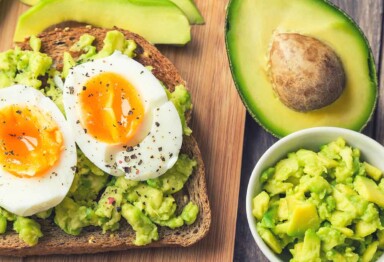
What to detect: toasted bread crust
<box><xmin>0</xmin><ymin>26</ymin><xmax>210</xmax><ymax>256</ymax></box>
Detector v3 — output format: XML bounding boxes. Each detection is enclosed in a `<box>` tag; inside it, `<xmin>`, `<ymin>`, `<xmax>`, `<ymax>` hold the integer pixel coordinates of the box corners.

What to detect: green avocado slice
<box><xmin>14</xmin><ymin>0</ymin><xmax>191</xmax><ymax>45</ymax></box>
<box><xmin>170</xmin><ymin>0</ymin><xmax>204</xmax><ymax>24</ymax></box>
<box><xmin>19</xmin><ymin>0</ymin><xmax>204</xmax><ymax>25</ymax></box>
<box><xmin>225</xmin><ymin>0</ymin><xmax>377</xmax><ymax>137</ymax></box>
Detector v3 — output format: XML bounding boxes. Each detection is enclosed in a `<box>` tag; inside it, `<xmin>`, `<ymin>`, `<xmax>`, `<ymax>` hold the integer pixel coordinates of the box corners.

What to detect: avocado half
<box><xmin>225</xmin><ymin>0</ymin><xmax>377</xmax><ymax>138</ymax></box>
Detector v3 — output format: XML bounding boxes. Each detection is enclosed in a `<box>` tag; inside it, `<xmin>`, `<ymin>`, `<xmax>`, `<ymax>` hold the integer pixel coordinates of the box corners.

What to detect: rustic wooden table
<box><xmin>0</xmin><ymin>0</ymin><xmax>382</xmax><ymax>261</ymax></box>
<box><xmin>234</xmin><ymin>0</ymin><xmax>384</xmax><ymax>261</ymax></box>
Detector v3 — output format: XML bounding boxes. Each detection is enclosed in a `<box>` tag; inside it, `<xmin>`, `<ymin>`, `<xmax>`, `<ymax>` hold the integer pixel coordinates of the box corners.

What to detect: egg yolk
<box><xmin>0</xmin><ymin>105</ymin><xmax>63</xmax><ymax>178</ymax></box>
<box><xmin>79</xmin><ymin>72</ymin><xmax>145</xmax><ymax>144</ymax></box>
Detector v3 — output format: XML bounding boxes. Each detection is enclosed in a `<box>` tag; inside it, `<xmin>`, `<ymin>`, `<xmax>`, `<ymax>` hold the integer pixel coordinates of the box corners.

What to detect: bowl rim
<box><xmin>245</xmin><ymin>126</ymin><xmax>384</xmax><ymax>261</ymax></box>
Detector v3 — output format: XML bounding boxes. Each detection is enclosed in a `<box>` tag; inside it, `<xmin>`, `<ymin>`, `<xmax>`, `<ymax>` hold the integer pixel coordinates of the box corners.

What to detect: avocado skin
<box><xmin>225</xmin><ymin>0</ymin><xmax>378</xmax><ymax>138</ymax></box>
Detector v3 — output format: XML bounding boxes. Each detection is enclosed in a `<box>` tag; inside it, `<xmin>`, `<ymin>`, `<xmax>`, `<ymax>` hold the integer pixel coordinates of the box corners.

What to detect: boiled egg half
<box><xmin>0</xmin><ymin>85</ymin><xmax>76</xmax><ymax>216</ymax></box>
<box><xmin>63</xmin><ymin>51</ymin><xmax>183</xmax><ymax>181</ymax></box>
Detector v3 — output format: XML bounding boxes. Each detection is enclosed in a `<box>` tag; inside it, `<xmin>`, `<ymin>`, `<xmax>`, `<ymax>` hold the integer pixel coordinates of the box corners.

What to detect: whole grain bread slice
<box><xmin>0</xmin><ymin>26</ymin><xmax>211</xmax><ymax>256</ymax></box>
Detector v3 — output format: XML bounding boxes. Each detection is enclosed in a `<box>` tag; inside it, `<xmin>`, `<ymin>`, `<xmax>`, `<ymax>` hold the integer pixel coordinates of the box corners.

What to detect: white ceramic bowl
<box><xmin>246</xmin><ymin>127</ymin><xmax>384</xmax><ymax>262</ymax></box>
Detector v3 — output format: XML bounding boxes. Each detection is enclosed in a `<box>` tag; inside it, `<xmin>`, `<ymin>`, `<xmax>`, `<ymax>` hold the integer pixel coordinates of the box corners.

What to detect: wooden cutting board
<box><xmin>0</xmin><ymin>0</ymin><xmax>246</xmax><ymax>261</ymax></box>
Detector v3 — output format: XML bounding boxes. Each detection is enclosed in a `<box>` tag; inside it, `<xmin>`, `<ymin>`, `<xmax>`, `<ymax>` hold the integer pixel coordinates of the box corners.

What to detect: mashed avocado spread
<box><xmin>253</xmin><ymin>138</ymin><xmax>384</xmax><ymax>262</ymax></box>
<box><xmin>0</xmin><ymin>31</ymin><xmax>198</xmax><ymax>246</ymax></box>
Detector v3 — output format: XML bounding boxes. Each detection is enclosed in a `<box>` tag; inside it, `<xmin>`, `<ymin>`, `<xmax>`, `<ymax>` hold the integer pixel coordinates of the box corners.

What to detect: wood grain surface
<box><xmin>0</xmin><ymin>0</ymin><xmax>246</xmax><ymax>261</ymax></box>
<box><xmin>234</xmin><ymin>0</ymin><xmax>384</xmax><ymax>261</ymax></box>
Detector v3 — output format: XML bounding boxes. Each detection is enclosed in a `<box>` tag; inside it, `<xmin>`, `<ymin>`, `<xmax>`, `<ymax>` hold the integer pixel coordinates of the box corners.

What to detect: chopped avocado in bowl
<box><xmin>246</xmin><ymin>127</ymin><xmax>384</xmax><ymax>261</ymax></box>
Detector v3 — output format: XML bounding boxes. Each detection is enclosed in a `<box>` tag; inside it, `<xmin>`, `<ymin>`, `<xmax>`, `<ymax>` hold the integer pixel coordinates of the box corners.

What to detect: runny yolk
<box><xmin>0</xmin><ymin>105</ymin><xmax>63</xmax><ymax>178</ymax></box>
<box><xmin>79</xmin><ymin>72</ymin><xmax>145</xmax><ymax>144</ymax></box>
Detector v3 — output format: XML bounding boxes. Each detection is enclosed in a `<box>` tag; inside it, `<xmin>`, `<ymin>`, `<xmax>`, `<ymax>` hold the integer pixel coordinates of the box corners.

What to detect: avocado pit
<box><xmin>269</xmin><ymin>33</ymin><xmax>346</xmax><ymax>112</ymax></box>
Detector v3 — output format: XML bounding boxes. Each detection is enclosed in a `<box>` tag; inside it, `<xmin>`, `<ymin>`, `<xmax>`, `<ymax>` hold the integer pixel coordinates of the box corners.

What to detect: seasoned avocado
<box><xmin>14</xmin><ymin>0</ymin><xmax>191</xmax><ymax>45</ymax></box>
<box><xmin>121</xmin><ymin>203</ymin><xmax>158</xmax><ymax>246</ymax></box>
<box><xmin>13</xmin><ymin>217</ymin><xmax>43</xmax><ymax>246</ymax></box>
<box><xmin>0</xmin><ymin>47</ymin><xmax>52</xmax><ymax>89</ymax></box>
<box><xmin>181</xmin><ymin>202</ymin><xmax>199</xmax><ymax>225</ymax></box>
<box><xmin>226</xmin><ymin>0</ymin><xmax>377</xmax><ymax>137</ymax></box>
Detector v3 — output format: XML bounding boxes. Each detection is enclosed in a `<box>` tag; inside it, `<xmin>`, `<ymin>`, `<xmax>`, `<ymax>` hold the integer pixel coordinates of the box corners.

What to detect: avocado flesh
<box><xmin>18</xmin><ymin>0</ymin><xmax>204</xmax><ymax>25</ymax></box>
<box><xmin>170</xmin><ymin>0</ymin><xmax>204</xmax><ymax>24</ymax></box>
<box><xmin>226</xmin><ymin>0</ymin><xmax>377</xmax><ymax>137</ymax></box>
<box><xmin>287</xmin><ymin>202</ymin><xmax>320</xmax><ymax>237</ymax></box>
<box><xmin>14</xmin><ymin>0</ymin><xmax>191</xmax><ymax>45</ymax></box>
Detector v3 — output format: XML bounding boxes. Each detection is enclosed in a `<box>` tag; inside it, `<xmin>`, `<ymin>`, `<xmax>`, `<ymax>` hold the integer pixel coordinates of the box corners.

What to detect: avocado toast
<box><xmin>0</xmin><ymin>26</ymin><xmax>211</xmax><ymax>256</ymax></box>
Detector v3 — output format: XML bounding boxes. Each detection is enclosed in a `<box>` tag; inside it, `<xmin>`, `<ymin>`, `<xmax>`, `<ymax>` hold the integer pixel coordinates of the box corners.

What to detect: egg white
<box><xmin>63</xmin><ymin>51</ymin><xmax>183</xmax><ymax>181</ymax></box>
<box><xmin>0</xmin><ymin>85</ymin><xmax>76</xmax><ymax>216</ymax></box>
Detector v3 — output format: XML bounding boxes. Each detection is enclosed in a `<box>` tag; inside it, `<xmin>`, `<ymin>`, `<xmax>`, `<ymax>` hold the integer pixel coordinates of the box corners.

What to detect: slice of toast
<box><xmin>0</xmin><ymin>26</ymin><xmax>211</xmax><ymax>256</ymax></box>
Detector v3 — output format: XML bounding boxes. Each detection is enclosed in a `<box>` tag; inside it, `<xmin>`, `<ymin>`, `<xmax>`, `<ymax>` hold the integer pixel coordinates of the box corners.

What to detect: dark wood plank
<box><xmin>233</xmin><ymin>1</ymin><xmax>384</xmax><ymax>261</ymax></box>
<box><xmin>375</xmin><ymin>8</ymin><xmax>384</xmax><ymax>143</ymax></box>
<box><xmin>234</xmin><ymin>114</ymin><xmax>277</xmax><ymax>262</ymax></box>
<box><xmin>332</xmin><ymin>0</ymin><xmax>383</xmax><ymax>138</ymax></box>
